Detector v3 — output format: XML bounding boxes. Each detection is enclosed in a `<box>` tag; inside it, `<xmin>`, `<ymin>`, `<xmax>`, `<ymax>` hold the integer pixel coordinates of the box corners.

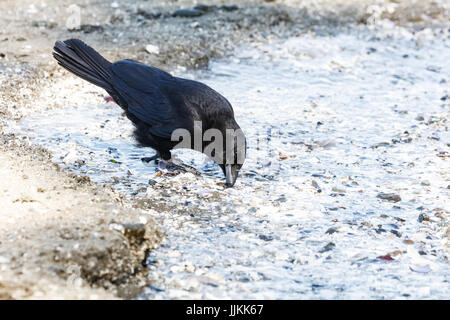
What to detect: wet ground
<box><xmin>7</xmin><ymin>25</ymin><xmax>450</xmax><ymax>299</ymax></box>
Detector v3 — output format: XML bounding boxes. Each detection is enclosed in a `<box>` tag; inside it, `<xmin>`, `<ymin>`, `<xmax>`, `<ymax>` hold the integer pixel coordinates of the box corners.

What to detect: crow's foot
<box><xmin>158</xmin><ymin>160</ymin><xmax>200</xmax><ymax>176</ymax></box>
<box><xmin>141</xmin><ymin>153</ymin><xmax>160</xmax><ymax>163</ymax></box>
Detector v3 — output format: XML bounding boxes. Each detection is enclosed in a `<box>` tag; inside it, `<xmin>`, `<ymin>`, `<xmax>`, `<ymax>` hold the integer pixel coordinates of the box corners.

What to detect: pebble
<box><xmin>377</xmin><ymin>193</ymin><xmax>401</xmax><ymax>202</ymax></box>
<box><xmin>325</xmin><ymin>227</ymin><xmax>338</xmax><ymax>235</ymax></box>
<box><xmin>259</xmin><ymin>234</ymin><xmax>274</xmax><ymax>241</ymax></box>
<box><xmin>68</xmin><ymin>24</ymin><xmax>104</xmax><ymax>33</ymax></box>
<box><xmin>415</xmin><ymin>114</ymin><xmax>425</xmax><ymax>121</ymax></box>
<box><xmin>145</xmin><ymin>44</ymin><xmax>160</xmax><ymax>55</ymax></box>
<box><xmin>31</xmin><ymin>20</ymin><xmax>57</xmax><ymax>29</ymax></box>
<box><xmin>194</xmin><ymin>4</ymin><xmax>215</xmax><ymax>12</ymax></box>
<box><xmin>418</xmin><ymin>213</ymin><xmax>430</xmax><ymax>223</ymax></box>
<box><xmin>172</xmin><ymin>9</ymin><xmax>204</xmax><ymax>18</ymax></box>
<box><xmin>390</xmin><ymin>230</ymin><xmax>402</xmax><ymax>237</ymax></box>
<box><xmin>220</xmin><ymin>5</ymin><xmax>239</xmax><ymax>12</ymax></box>
<box><xmin>319</xmin><ymin>242</ymin><xmax>335</xmax><ymax>253</ymax></box>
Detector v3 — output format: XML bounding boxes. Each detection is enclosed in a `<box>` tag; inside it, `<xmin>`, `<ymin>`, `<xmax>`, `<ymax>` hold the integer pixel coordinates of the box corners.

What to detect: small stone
<box><xmin>331</xmin><ymin>187</ymin><xmax>346</xmax><ymax>193</ymax></box>
<box><xmin>371</xmin><ymin>142</ymin><xmax>390</xmax><ymax>149</ymax></box>
<box><xmin>415</xmin><ymin>114</ymin><xmax>425</xmax><ymax>121</ymax></box>
<box><xmin>145</xmin><ymin>44</ymin><xmax>160</xmax><ymax>55</ymax></box>
<box><xmin>311</xmin><ymin>180</ymin><xmax>320</xmax><ymax>191</ymax></box>
<box><xmin>194</xmin><ymin>4</ymin><xmax>215</xmax><ymax>12</ymax></box>
<box><xmin>390</xmin><ymin>230</ymin><xmax>402</xmax><ymax>238</ymax></box>
<box><xmin>325</xmin><ymin>227</ymin><xmax>338</xmax><ymax>235</ymax></box>
<box><xmin>31</xmin><ymin>20</ymin><xmax>57</xmax><ymax>29</ymax></box>
<box><xmin>69</xmin><ymin>24</ymin><xmax>104</xmax><ymax>33</ymax></box>
<box><xmin>220</xmin><ymin>5</ymin><xmax>239</xmax><ymax>11</ymax></box>
<box><xmin>418</xmin><ymin>213</ymin><xmax>430</xmax><ymax>223</ymax></box>
<box><xmin>319</xmin><ymin>242</ymin><xmax>335</xmax><ymax>253</ymax></box>
<box><xmin>378</xmin><ymin>255</ymin><xmax>394</xmax><ymax>261</ymax></box>
<box><xmin>377</xmin><ymin>193</ymin><xmax>401</xmax><ymax>202</ymax></box>
<box><xmin>389</xmin><ymin>250</ymin><xmax>403</xmax><ymax>257</ymax></box>
<box><xmin>172</xmin><ymin>8</ymin><xmax>204</xmax><ymax>18</ymax></box>
<box><xmin>259</xmin><ymin>234</ymin><xmax>273</xmax><ymax>241</ymax></box>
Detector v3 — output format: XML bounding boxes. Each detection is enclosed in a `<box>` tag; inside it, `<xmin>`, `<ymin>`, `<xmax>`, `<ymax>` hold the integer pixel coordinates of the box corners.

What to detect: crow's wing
<box><xmin>109</xmin><ymin>59</ymin><xmax>179</xmax><ymax>138</ymax></box>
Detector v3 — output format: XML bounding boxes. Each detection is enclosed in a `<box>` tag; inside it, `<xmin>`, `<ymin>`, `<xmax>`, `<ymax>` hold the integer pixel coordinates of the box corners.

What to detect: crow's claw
<box><xmin>141</xmin><ymin>154</ymin><xmax>160</xmax><ymax>163</ymax></box>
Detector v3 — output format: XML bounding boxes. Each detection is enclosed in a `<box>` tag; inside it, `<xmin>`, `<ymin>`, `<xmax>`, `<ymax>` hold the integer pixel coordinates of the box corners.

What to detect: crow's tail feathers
<box><xmin>53</xmin><ymin>39</ymin><xmax>113</xmax><ymax>91</ymax></box>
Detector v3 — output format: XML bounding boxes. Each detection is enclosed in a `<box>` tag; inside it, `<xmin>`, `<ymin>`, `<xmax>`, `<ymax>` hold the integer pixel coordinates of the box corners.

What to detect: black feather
<box><xmin>52</xmin><ymin>39</ymin><xmax>246</xmax><ymax>186</ymax></box>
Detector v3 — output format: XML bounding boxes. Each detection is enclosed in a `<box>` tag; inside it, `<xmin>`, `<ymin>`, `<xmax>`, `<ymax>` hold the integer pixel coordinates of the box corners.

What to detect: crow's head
<box><xmin>216</xmin><ymin>122</ymin><xmax>246</xmax><ymax>188</ymax></box>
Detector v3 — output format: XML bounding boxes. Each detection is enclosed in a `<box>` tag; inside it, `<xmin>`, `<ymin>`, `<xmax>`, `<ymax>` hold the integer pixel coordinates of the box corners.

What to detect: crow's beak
<box><xmin>225</xmin><ymin>164</ymin><xmax>238</xmax><ymax>187</ymax></box>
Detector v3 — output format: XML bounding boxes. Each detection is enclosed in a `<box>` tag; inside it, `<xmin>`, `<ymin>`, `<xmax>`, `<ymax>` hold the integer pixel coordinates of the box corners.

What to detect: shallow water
<box><xmin>9</xmin><ymin>27</ymin><xmax>450</xmax><ymax>299</ymax></box>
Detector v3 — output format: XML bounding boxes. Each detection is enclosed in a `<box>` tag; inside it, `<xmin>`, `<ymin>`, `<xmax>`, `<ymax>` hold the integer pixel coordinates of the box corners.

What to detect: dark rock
<box><xmin>259</xmin><ymin>234</ymin><xmax>274</xmax><ymax>241</ymax></box>
<box><xmin>371</xmin><ymin>142</ymin><xmax>390</xmax><ymax>148</ymax></box>
<box><xmin>311</xmin><ymin>180</ymin><xmax>320</xmax><ymax>191</ymax></box>
<box><xmin>377</xmin><ymin>193</ymin><xmax>401</xmax><ymax>202</ymax></box>
<box><xmin>415</xmin><ymin>115</ymin><xmax>425</xmax><ymax>121</ymax></box>
<box><xmin>319</xmin><ymin>242</ymin><xmax>335</xmax><ymax>253</ymax></box>
<box><xmin>194</xmin><ymin>4</ymin><xmax>216</xmax><ymax>12</ymax></box>
<box><xmin>31</xmin><ymin>20</ymin><xmax>57</xmax><ymax>29</ymax></box>
<box><xmin>69</xmin><ymin>24</ymin><xmax>104</xmax><ymax>33</ymax></box>
<box><xmin>426</xmin><ymin>66</ymin><xmax>440</xmax><ymax>73</ymax></box>
<box><xmin>390</xmin><ymin>230</ymin><xmax>402</xmax><ymax>237</ymax></box>
<box><xmin>325</xmin><ymin>227</ymin><xmax>338</xmax><ymax>235</ymax></box>
<box><xmin>248</xmin><ymin>207</ymin><xmax>257</xmax><ymax>214</ymax></box>
<box><xmin>136</xmin><ymin>9</ymin><xmax>162</xmax><ymax>20</ymax></box>
<box><xmin>172</xmin><ymin>8</ymin><xmax>204</xmax><ymax>18</ymax></box>
<box><xmin>418</xmin><ymin>213</ymin><xmax>430</xmax><ymax>223</ymax></box>
<box><xmin>375</xmin><ymin>227</ymin><xmax>387</xmax><ymax>234</ymax></box>
<box><xmin>220</xmin><ymin>5</ymin><xmax>239</xmax><ymax>12</ymax></box>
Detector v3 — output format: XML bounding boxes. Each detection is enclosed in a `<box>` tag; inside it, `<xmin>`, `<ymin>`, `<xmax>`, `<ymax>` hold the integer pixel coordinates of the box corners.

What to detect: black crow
<box><xmin>53</xmin><ymin>39</ymin><xmax>246</xmax><ymax>187</ymax></box>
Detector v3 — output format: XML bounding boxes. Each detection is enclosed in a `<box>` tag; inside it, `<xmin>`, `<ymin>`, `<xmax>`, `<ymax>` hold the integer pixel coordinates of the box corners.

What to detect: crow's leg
<box><xmin>141</xmin><ymin>152</ymin><xmax>160</xmax><ymax>163</ymax></box>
